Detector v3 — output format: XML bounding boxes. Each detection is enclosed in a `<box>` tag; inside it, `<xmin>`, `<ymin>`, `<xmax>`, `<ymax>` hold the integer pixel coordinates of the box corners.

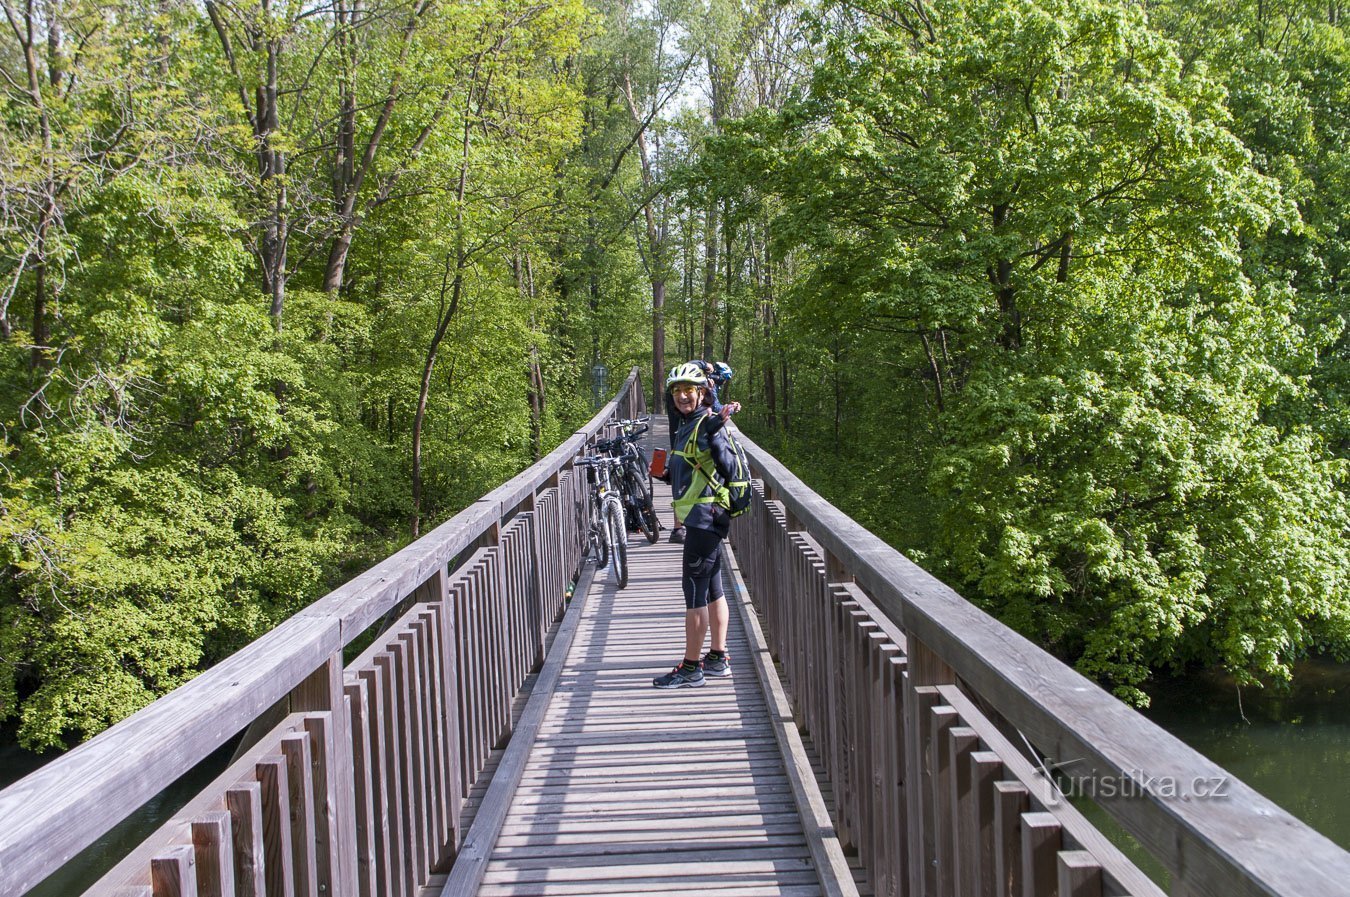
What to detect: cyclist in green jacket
<box><xmin>663</xmin><ymin>360</ymin><xmax>740</xmax><ymax>544</ymax></box>
<box><xmin>653</xmin><ymin>362</ymin><xmax>740</xmax><ymax>688</ymax></box>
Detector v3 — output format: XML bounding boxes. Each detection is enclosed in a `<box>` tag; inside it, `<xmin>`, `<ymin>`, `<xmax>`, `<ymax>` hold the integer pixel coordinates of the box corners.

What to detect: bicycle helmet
<box><xmin>712</xmin><ymin>361</ymin><xmax>733</xmax><ymax>384</ymax></box>
<box><xmin>666</xmin><ymin>361</ymin><xmax>708</xmax><ymax>389</ymax></box>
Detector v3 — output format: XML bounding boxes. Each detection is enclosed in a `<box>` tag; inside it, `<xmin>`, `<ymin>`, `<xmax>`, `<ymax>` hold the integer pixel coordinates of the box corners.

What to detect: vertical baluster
<box><xmin>343</xmin><ymin>677</ymin><xmax>381</xmax><ymax>897</ymax></box>
<box><xmin>373</xmin><ymin>654</ymin><xmax>412</xmax><ymax>897</ymax></box>
<box><xmin>906</xmin><ymin>684</ymin><xmax>942</xmax><ymax>897</ymax></box>
<box><xmin>948</xmin><ymin>726</ymin><xmax>979</xmax><ymax>897</ymax></box>
<box><xmin>304</xmin><ymin>714</ymin><xmax>341</xmax><ymax>897</ymax></box>
<box><xmin>823</xmin><ymin>584</ymin><xmax>850</xmax><ymax>804</ymax></box>
<box><xmin>1020</xmin><ymin>812</ymin><xmax>1061</xmax><ymax>897</ymax></box>
<box><xmin>226</xmin><ymin>781</ymin><xmax>266</xmax><ymax>897</ymax></box>
<box><xmin>835</xmin><ymin>597</ymin><xmax>861</xmax><ymax>851</ymax></box>
<box><xmin>389</xmin><ymin>636</ymin><xmax>427</xmax><ymax>889</ymax></box>
<box><xmin>1057</xmin><ymin>851</ymin><xmax>1103</xmax><ymax>897</ymax></box>
<box><xmin>150</xmin><ymin>845</ymin><xmax>197</xmax><ymax>897</ymax></box>
<box><xmin>414</xmin><ymin>613</ymin><xmax>448</xmax><ymax>868</ymax></box>
<box><xmin>993</xmin><ymin>781</ymin><xmax>1029</xmax><ymax>897</ymax></box>
<box><xmin>930</xmin><ymin>705</ymin><xmax>958</xmax><ymax>897</ymax></box>
<box><xmin>885</xmin><ymin>651</ymin><xmax>910</xmax><ymax>897</ymax></box>
<box><xmin>401</xmin><ymin>628</ymin><xmax>435</xmax><ymax>881</ymax></box>
<box><xmin>191</xmin><ymin>811</ymin><xmax>234</xmax><ymax>897</ymax></box>
<box><xmin>255</xmin><ymin>755</ymin><xmax>296</xmax><ymax>897</ymax></box>
<box><xmin>279</xmin><ymin>732</ymin><xmax>318</xmax><ymax>897</ymax></box>
<box><xmin>970</xmin><ymin>751</ymin><xmax>1003</xmax><ymax>897</ymax></box>
<box><xmin>873</xmin><ymin>642</ymin><xmax>904</xmax><ymax>897</ymax></box>
<box><xmin>468</xmin><ymin>563</ymin><xmax>491</xmax><ymax>775</ymax></box>
<box><xmin>429</xmin><ymin>597</ymin><xmax>463</xmax><ymax>851</ymax></box>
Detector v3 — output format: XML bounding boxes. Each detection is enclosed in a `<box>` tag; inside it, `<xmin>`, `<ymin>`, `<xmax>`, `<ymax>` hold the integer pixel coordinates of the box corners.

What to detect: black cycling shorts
<box><xmin>681</xmin><ymin>525</ymin><xmax>725</xmax><ymax>610</ymax></box>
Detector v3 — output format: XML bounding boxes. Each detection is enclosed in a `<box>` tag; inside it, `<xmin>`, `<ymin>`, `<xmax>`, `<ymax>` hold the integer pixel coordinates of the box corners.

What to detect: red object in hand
<box><xmin>649</xmin><ymin>448</ymin><xmax>667</xmax><ymax>478</ymax></box>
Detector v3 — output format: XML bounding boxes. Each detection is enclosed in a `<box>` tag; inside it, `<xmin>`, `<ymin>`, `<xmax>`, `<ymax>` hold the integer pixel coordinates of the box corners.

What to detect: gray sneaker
<box><xmin>669</xmin><ymin>526</ymin><xmax>685</xmax><ymax>543</ymax></box>
<box><xmin>701</xmin><ymin>652</ymin><xmax>731</xmax><ymax>678</ymax></box>
<box><xmin>653</xmin><ymin>663</ymin><xmax>705</xmax><ymax>689</ymax></box>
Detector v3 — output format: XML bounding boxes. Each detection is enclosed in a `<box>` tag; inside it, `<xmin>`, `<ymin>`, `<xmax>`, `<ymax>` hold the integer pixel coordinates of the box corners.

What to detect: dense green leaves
<box><xmin>704</xmin><ymin>0</ymin><xmax>1350</xmax><ymax>700</ymax></box>
<box><xmin>1</xmin><ymin>0</ymin><xmax>1345</xmax><ymax>751</ymax></box>
<box><xmin>0</xmin><ymin>0</ymin><xmax>600</xmax><ymax>750</ymax></box>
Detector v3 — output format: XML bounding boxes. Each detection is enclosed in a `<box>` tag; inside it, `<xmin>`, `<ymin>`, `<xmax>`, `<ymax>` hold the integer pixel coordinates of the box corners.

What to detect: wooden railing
<box><xmin>0</xmin><ymin>368</ymin><xmax>647</xmax><ymax>897</ymax></box>
<box><xmin>731</xmin><ymin>427</ymin><xmax>1350</xmax><ymax>897</ymax></box>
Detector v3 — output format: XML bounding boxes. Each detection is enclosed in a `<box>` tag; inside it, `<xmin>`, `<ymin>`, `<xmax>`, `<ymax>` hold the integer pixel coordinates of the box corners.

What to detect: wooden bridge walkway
<box><xmin>437</xmin><ymin>419</ymin><xmax>855</xmax><ymax>897</ymax></box>
<box><xmin>4</xmin><ymin>368</ymin><xmax>1350</xmax><ymax>897</ymax></box>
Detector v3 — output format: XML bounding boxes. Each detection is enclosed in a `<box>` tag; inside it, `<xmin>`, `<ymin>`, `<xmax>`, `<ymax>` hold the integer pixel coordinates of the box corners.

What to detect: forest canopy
<box><xmin>1</xmin><ymin>0</ymin><xmax>1346</xmax><ymax>749</ymax></box>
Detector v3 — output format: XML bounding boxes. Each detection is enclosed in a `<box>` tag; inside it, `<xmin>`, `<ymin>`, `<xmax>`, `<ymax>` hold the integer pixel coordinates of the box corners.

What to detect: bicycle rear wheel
<box><xmin>605</xmin><ymin>500</ymin><xmax>629</xmax><ymax>589</ymax></box>
<box><xmin>626</xmin><ymin>459</ymin><xmax>659</xmax><ymax>544</ymax></box>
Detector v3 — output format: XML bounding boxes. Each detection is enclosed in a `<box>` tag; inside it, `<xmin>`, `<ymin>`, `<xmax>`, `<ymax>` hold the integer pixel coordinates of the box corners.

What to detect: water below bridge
<box><xmin>1142</xmin><ymin>658</ymin><xmax>1350</xmax><ymax>852</ymax></box>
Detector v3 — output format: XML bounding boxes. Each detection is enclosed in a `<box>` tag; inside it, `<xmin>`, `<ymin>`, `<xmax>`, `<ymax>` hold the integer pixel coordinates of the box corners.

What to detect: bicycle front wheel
<box><xmin>605</xmin><ymin>499</ymin><xmax>629</xmax><ymax>589</ymax></box>
<box><xmin>590</xmin><ymin>494</ymin><xmax>608</xmax><ymax>568</ymax></box>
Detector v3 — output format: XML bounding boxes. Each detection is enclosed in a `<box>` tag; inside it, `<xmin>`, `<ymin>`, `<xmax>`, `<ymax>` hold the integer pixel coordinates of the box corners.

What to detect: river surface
<box><xmin>1141</xmin><ymin>658</ymin><xmax>1350</xmax><ymax>850</ymax></box>
<box><xmin>2</xmin><ymin>662</ymin><xmax>1348</xmax><ymax>893</ymax></box>
<box><xmin>1069</xmin><ymin>657</ymin><xmax>1350</xmax><ymax>888</ymax></box>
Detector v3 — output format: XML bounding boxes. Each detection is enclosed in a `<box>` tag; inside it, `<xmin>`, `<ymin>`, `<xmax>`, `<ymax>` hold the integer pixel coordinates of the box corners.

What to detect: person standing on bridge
<box><xmin>653</xmin><ymin>362</ymin><xmax>740</xmax><ymax>688</ymax></box>
<box><xmin>663</xmin><ymin>360</ymin><xmax>740</xmax><ymax>544</ymax></box>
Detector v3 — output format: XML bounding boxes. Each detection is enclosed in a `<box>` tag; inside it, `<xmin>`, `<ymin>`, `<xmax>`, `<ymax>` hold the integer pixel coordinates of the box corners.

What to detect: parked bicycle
<box><xmin>576</xmin><ymin>454</ymin><xmax>629</xmax><ymax>588</ymax></box>
<box><xmin>597</xmin><ymin>415</ymin><xmax>660</xmax><ymax>544</ymax></box>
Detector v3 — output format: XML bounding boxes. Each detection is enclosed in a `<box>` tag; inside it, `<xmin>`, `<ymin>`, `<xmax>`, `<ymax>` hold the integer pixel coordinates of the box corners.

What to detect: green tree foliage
<box><xmin>1</xmin><ymin>0</ymin><xmax>1345</xmax><ymax>751</ymax></box>
<box><xmin>0</xmin><ymin>0</ymin><xmax>603</xmax><ymax>750</ymax></box>
<box><xmin>708</xmin><ymin>0</ymin><xmax>1350</xmax><ymax>700</ymax></box>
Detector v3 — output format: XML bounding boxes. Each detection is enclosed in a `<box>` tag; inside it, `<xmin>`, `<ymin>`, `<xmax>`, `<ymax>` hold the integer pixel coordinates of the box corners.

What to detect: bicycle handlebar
<box><xmin>575</xmin><ymin>455</ymin><xmax>625</xmax><ymax>467</ymax></box>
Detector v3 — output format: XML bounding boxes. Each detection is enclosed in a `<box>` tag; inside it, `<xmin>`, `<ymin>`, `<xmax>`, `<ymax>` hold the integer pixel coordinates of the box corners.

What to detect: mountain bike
<box><xmin>598</xmin><ymin>416</ymin><xmax>660</xmax><ymax>544</ymax></box>
<box><xmin>576</xmin><ymin>454</ymin><xmax>629</xmax><ymax>588</ymax></box>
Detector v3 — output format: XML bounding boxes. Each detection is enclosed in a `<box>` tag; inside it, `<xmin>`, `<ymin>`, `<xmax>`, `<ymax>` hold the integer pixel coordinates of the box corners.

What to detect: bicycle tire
<box><xmin>621</xmin><ymin>465</ymin><xmax>654</xmax><ymax>543</ymax></box>
<box><xmin>617</xmin><ymin>453</ymin><xmax>655</xmax><ymax>542</ymax></box>
<box><xmin>605</xmin><ymin>500</ymin><xmax>629</xmax><ymax>588</ymax></box>
<box><xmin>590</xmin><ymin>494</ymin><xmax>608</xmax><ymax>568</ymax></box>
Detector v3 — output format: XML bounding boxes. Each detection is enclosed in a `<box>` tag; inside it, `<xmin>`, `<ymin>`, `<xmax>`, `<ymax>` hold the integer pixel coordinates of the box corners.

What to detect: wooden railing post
<box><xmin>286</xmin><ymin>656</ymin><xmax>357</xmax><ymax>897</ymax></box>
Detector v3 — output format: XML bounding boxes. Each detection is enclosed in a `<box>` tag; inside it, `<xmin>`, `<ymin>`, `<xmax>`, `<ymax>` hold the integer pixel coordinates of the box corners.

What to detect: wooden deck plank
<box><xmin>477</xmin><ymin>883</ymin><xmax>826</xmax><ymax>897</ymax></box>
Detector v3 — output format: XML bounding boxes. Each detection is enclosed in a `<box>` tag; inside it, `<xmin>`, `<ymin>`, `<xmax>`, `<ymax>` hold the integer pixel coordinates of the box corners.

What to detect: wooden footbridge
<box><xmin>3</xmin><ymin>369</ymin><xmax>1349</xmax><ymax>897</ymax></box>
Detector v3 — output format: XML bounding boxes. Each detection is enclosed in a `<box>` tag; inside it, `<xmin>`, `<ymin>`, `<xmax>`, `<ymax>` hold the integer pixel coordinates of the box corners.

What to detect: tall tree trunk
<box><xmin>412</xmin><ymin>258</ymin><xmax>463</xmax><ymax>538</ymax></box>
<box><xmin>323</xmin><ymin>0</ymin><xmax>440</xmax><ymax>295</ymax></box>
<box><xmin>652</xmin><ymin>279</ymin><xmax>666</xmax><ymax>405</ymax></box>
<box><xmin>516</xmin><ymin>254</ymin><xmax>546</xmax><ymax>461</ymax></box>
<box><xmin>412</xmin><ymin>78</ymin><xmax>476</xmax><ymax>536</ymax></box>
<box><xmin>622</xmin><ymin>72</ymin><xmax>670</xmax><ymax>411</ymax></box>
<box><xmin>921</xmin><ymin>331</ymin><xmax>946</xmax><ymax>412</ymax></box>
<box><xmin>989</xmin><ymin>203</ymin><xmax>1019</xmax><ymax>350</ymax></box>
<box><xmin>31</xmin><ymin>217</ymin><xmax>49</xmax><ymax>370</ymax></box>
<box><xmin>258</xmin><ymin>32</ymin><xmax>287</xmax><ymax>330</ymax></box>
<box><xmin>326</xmin><ymin>0</ymin><xmax>357</xmax><ymax>297</ymax></box>
<box><xmin>701</xmin><ymin>201</ymin><xmax>718</xmax><ymax>359</ymax></box>
<box><xmin>722</xmin><ymin>211</ymin><xmax>735</xmax><ymax>363</ymax></box>
<box><xmin>757</xmin><ymin>228</ymin><xmax>778</xmax><ymax>431</ymax></box>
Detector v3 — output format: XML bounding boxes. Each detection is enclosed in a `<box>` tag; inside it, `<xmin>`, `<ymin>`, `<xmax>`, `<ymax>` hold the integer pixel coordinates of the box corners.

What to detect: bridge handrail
<box><xmin>733</xmin><ymin>426</ymin><xmax>1350</xmax><ymax>897</ymax></box>
<box><xmin>0</xmin><ymin>367</ymin><xmax>645</xmax><ymax>897</ymax></box>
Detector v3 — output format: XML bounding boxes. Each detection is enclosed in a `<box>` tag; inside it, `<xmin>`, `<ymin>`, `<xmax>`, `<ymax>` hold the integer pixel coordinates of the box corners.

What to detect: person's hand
<box><xmin>719</xmin><ymin>401</ymin><xmax>741</xmax><ymax>421</ymax></box>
